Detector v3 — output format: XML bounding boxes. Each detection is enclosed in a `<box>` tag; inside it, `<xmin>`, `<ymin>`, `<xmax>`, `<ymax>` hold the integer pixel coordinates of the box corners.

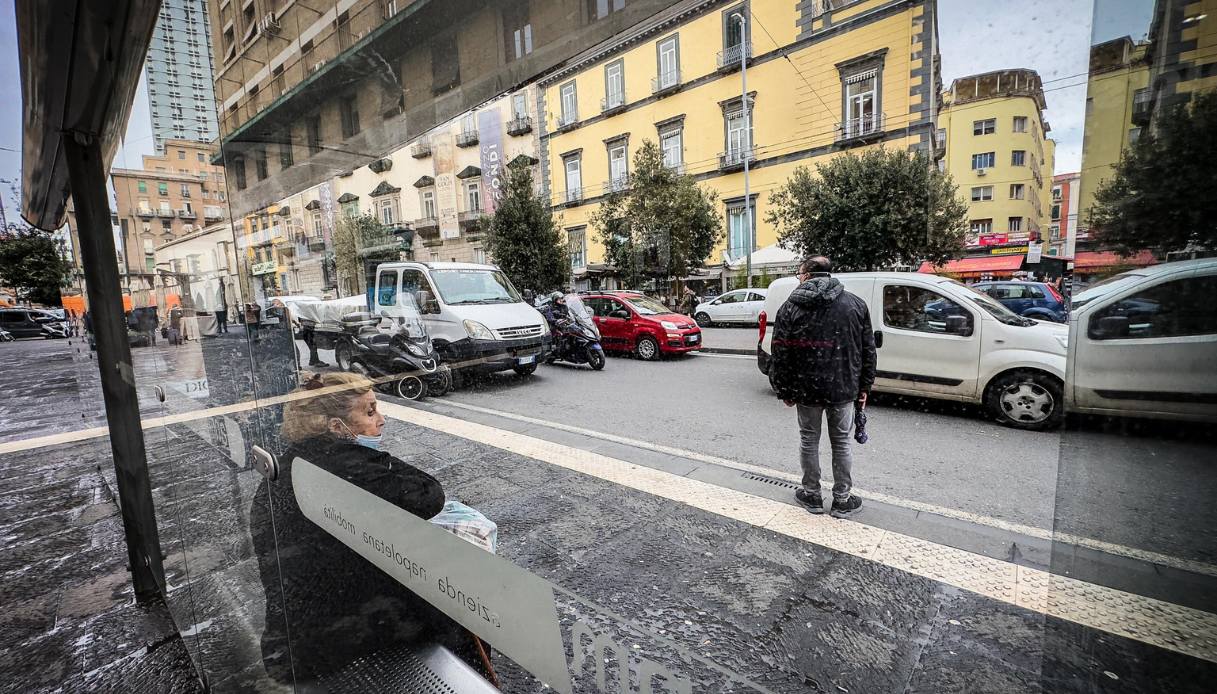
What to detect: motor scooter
<box><xmin>333</xmin><ymin>303</ymin><xmax>452</xmax><ymax>400</ymax></box>
<box><xmin>539</xmin><ymin>294</ymin><xmax>605</xmax><ymax>370</ymax></box>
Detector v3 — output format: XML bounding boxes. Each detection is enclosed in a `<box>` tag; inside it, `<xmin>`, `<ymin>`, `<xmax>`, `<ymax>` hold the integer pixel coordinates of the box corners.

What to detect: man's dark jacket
<box><xmin>769</xmin><ymin>277</ymin><xmax>877</xmax><ymax>406</ymax></box>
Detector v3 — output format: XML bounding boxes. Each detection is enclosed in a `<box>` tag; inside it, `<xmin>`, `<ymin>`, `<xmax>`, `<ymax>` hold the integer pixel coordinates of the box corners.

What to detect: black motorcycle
<box><xmin>540</xmin><ymin>294</ymin><xmax>605</xmax><ymax>370</ymax></box>
<box><xmin>334</xmin><ymin>310</ymin><xmax>452</xmax><ymax>400</ymax></box>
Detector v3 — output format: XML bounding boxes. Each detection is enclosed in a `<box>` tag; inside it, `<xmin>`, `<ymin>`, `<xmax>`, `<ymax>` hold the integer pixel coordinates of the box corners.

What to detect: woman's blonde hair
<box><xmin>282</xmin><ymin>372</ymin><xmax>375</xmax><ymax>443</ymax></box>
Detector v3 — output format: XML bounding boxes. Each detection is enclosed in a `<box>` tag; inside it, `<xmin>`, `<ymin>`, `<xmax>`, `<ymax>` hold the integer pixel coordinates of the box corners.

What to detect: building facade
<box><xmin>146</xmin><ymin>0</ymin><xmax>219</xmax><ymax>151</ymax></box>
<box><xmin>1050</xmin><ymin>171</ymin><xmax>1081</xmax><ymax>259</ymax></box>
<box><xmin>152</xmin><ymin>223</ymin><xmax>242</xmax><ymax>315</ymax></box>
<box><xmin>537</xmin><ymin>0</ymin><xmax>942</xmax><ymax>289</ymax></box>
<box><xmin>939</xmin><ymin>69</ymin><xmax>1055</xmax><ymax>255</ymax></box>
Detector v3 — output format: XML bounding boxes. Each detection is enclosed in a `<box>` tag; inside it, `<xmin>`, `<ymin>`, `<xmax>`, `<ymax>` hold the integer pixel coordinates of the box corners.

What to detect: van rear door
<box><xmin>872</xmin><ymin>279</ymin><xmax>982</xmax><ymax>398</ymax></box>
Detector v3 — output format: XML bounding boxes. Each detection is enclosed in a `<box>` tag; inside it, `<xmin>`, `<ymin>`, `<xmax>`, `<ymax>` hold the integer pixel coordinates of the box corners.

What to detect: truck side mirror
<box><xmin>417</xmin><ymin>291</ymin><xmax>440</xmax><ymax>315</ymax></box>
<box><xmin>945</xmin><ymin>314</ymin><xmax>971</xmax><ymax>336</ymax></box>
<box><xmin>1093</xmin><ymin>315</ymin><xmax>1130</xmax><ymax>339</ymax></box>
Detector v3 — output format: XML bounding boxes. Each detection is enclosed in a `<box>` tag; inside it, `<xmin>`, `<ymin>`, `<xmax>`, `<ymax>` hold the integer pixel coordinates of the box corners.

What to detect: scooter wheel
<box><xmin>431</xmin><ymin>366</ymin><xmax>453</xmax><ymax>396</ymax></box>
<box><xmin>396</xmin><ymin>375</ymin><xmax>427</xmax><ymax>401</ymax></box>
<box><xmin>587</xmin><ymin>346</ymin><xmax>606</xmax><ymax>371</ymax></box>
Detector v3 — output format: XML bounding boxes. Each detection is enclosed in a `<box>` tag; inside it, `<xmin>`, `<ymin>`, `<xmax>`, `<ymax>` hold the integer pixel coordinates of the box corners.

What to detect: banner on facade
<box><xmin>319</xmin><ymin>181</ymin><xmax>336</xmax><ymax>246</ymax></box>
<box><xmin>478</xmin><ymin>109</ymin><xmax>505</xmax><ymax>215</ymax></box>
<box><xmin>434</xmin><ymin>133</ymin><xmax>460</xmax><ymax>240</ymax></box>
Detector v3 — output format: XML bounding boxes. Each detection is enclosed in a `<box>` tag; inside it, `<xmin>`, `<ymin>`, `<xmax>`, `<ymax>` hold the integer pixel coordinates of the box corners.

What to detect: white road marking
<box><xmin>437</xmin><ymin>399</ymin><xmax>1217</xmax><ymax>580</ymax></box>
<box><xmin>691</xmin><ymin>352</ymin><xmax>754</xmax><ymax>360</ymax></box>
<box><xmin>380</xmin><ymin>401</ymin><xmax>1217</xmax><ymax>664</ymax></box>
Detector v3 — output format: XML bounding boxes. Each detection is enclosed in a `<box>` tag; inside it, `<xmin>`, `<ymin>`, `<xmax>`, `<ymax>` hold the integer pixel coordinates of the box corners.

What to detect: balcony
<box><xmin>307</xmin><ymin>235</ymin><xmax>327</xmax><ymax>251</ymax></box>
<box><xmin>718</xmin><ymin>147</ymin><xmax>756</xmax><ymax>172</ymax></box>
<box><xmin>177</xmin><ymin>209</ymin><xmax>197</xmax><ymax>220</ymax></box>
<box><xmin>1132</xmin><ymin>88</ymin><xmax>1152</xmax><ymax>126</ymax></box>
<box><xmin>204</xmin><ymin>208</ymin><xmax>225</xmax><ymax>222</ymax></box>
<box><xmin>602</xmin><ymin>176</ymin><xmax>631</xmax><ymax>195</ymax></box>
<box><xmin>506</xmin><ymin>115</ymin><xmax>533</xmax><ymax>136</ymax></box>
<box><xmin>156</xmin><ymin>209</ymin><xmax>176</xmax><ymax>218</ymax></box>
<box><xmin>717</xmin><ymin>42</ymin><xmax>752</xmax><ymax>72</ymax></box>
<box><xmin>456</xmin><ymin>130</ymin><xmax>479</xmax><ymax>148</ymax></box>
<box><xmin>414</xmin><ymin>215</ymin><xmax>440</xmax><ymax>239</ymax></box>
<box><xmin>652</xmin><ymin>70</ymin><xmax>682</xmax><ymax>97</ymax></box>
<box><xmin>136</xmin><ymin>208</ymin><xmax>155</xmax><ymax>219</ymax></box>
<box><xmin>836</xmin><ymin>112</ymin><xmax>887</xmax><ymax>144</ymax></box>
<box><xmin>410</xmin><ymin>140</ymin><xmax>432</xmax><ymax>158</ymax></box>
<box><xmin>600</xmin><ymin>91</ymin><xmax>627</xmax><ymax>116</ymax></box>
<box><xmin>563</xmin><ymin>188</ymin><xmax>584</xmax><ymax>206</ymax></box>
<box><xmin>459</xmin><ymin>210</ymin><xmax>483</xmax><ymax>239</ymax></box>
<box><xmin>556</xmin><ymin>113</ymin><xmax>579</xmax><ymax>132</ymax></box>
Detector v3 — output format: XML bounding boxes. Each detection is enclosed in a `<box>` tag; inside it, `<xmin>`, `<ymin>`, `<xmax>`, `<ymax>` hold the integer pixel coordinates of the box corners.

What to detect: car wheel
<box><xmin>395</xmin><ymin>375</ymin><xmax>427</xmax><ymax>400</ymax></box>
<box><xmin>635</xmin><ymin>335</ymin><xmax>660</xmax><ymax>361</ymax></box>
<box><xmin>694</xmin><ymin>312</ymin><xmax>712</xmax><ymax>327</ymax></box>
<box><xmin>586</xmin><ymin>346</ymin><xmax>606</xmax><ymax>370</ymax></box>
<box><xmin>985</xmin><ymin>370</ymin><xmax>1063</xmax><ymax>431</ymax></box>
<box><xmin>513</xmin><ymin>363</ymin><xmax>538</xmax><ymax>376</ymax></box>
<box><xmin>335</xmin><ymin>343</ymin><xmax>353</xmax><ymax>371</ymax></box>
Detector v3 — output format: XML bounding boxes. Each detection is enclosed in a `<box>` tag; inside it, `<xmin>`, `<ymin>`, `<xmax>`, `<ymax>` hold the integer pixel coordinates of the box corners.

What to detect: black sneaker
<box><xmin>831</xmin><ymin>495</ymin><xmax>862</xmax><ymax>518</ymax></box>
<box><xmin>794</xmin><ymin>488</ymin><xmax>824</xmax><ymax>514</ymax></box>
<box><xmin>309</xmin><ymin>360</ymin><xmax>330</xmax><ymax>367</ymax></box>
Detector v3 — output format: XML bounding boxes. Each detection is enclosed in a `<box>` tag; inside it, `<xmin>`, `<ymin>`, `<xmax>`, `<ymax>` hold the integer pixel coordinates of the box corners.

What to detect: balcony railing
<box><xmin>603</xmin><ymin>176</ymin><xmax>631</xmax><ymax>195</ymax></box>
<box><xmin>652</xmin><ymin>70</ymin><xmax>681</xmax><ymax>95</ymax></box>
<box><xmin>718</xmin><ymin>147</ymin><xmax>756</xmax><ymax>171</ymax></box>
<box><xmin>414</xmin><ymin>216</ymin><xmax>440</xmax><ymax>236</ymax></box>
<box><xmin>506</xmin><ymin>115</ymin><xmax>533</xmax><ymax>136</ymax></box>
<box><xmin>177</xmin><ymin>210</ymin><xmax>197</xmax><ymax>220</ymax></box>
<box><xmin>1132</xmin><ymin>88</ymin><xmax>1152</xmax><ymax>126</ymax></box>
<box><xmin>564</xmin><ymin>188</ymin><xmax>584</xmax><ymax>206</ymax></box>
<box><xmin>136</xmin><ymin>208</ymin><xmax>154</xmax><ymax>219</ymax></box>
<box><xmin>556</xmin><ymin>112</ymin><xmax>579</xmax><ymax>131</ymax></box>
<box><xmin>456</xmin><ymin>130</ymin><xmax>479</xmax><ymax>148</ymax></box>
<box><xmin>156</xmin><ymin>209</ymin><xmax>176</xmax><ymax>218</ymax></box>
<box><xmin>410</xmin><ymin>140</ymin><xmax>432</xmax><ymax>158</ymax></box>
<box><xmin>717</xmin><ymin>42</ymin><xmax>752</xmax><ymax>71</ymax></box>
<box><xmin>601</xmin><ymin>91</ymin><xmax>627</xmax><ymax>114</ymax></box>
<box><xmin>836</xmin><ymin>112</ymin><xmax>887</xmax><ymax>142</ymax></box>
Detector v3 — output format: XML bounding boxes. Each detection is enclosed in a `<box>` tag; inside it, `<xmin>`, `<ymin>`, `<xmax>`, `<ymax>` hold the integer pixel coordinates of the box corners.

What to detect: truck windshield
<box><xmin>430</xmin><ymin>269</ymin><xmax>522</xmax><ymax>305</ymax></box>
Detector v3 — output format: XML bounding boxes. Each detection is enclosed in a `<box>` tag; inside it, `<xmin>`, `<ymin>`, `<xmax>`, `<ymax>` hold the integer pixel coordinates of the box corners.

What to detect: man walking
<box><xmin>769</xmin><ymin>256</ymin><xmax>876</xmax><ymax>517</ymax></box>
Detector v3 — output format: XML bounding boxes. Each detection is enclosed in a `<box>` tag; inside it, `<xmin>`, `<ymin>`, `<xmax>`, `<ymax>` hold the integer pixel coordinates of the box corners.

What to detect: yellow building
<box><xmin>1077</xmin><ymin>37</ymin><xmax>1150</xmax><ymax>235</ymax></box>
<box><xmin>939</xmin><ymin>70</ymin><xmax>1056</xmax><ymax>252</ymax></box>
<box><xmin>537</xmin><ymin>0</ymin><xmax>942</xmax><ymax>288</ymax></box>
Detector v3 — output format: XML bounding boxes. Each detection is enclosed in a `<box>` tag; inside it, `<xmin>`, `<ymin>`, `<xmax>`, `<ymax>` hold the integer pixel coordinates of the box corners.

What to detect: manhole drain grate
<box><xmin>741</xmin><ymin>472</ymin><xmax>799</xmax><ymax>489</ymax></box>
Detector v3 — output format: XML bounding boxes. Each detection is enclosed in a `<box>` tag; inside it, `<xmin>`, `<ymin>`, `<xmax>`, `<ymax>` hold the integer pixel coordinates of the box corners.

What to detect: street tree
<box><xmin>766</xmin><ymin>148</ymin><xmax>967</xmax><ymax>271</ymax></box>
<box><xmin>0</xmin><ymin>225</ymin><xmax>72</xmax><ymax>305</ymax></box>
<box><xmin>332</xmin><ymin>213</ymin><xmax>396</xmax><ymax>296</ymax></box>
<box><xmin>483</xmin><ymin>164</ymin><xmax>569</xmax><ymax>293</ymax></box>
<box><xmin>1090</xmin><ymin>90</ymin><xmax>1217</xmax><ymax>256</ymax></box>
<box><xmin>591</xmin><ymin>140</ymin><xmax>723</xmax><ymax>290</ymax></box>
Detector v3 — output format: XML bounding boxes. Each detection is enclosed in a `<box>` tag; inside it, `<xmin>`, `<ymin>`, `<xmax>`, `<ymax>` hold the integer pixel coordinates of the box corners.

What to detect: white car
<box><xmin>694</xmin><ymin>288</ymin><xmax>768</xmax><ymax>326</ymax></box>
<box><xmin>758</xmin><ymin>272</ymin><xmax>1068</xmax><ymax>430</ymax></box>
<box><xmin>1066</xmin><ymin>257</ymin><xmax>1217</xmax><ymax>422</ymax></box>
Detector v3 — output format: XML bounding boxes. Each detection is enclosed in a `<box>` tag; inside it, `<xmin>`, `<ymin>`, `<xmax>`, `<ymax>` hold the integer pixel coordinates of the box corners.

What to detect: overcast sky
<box><xmin>1</xmin><ymin>0</ymin><xmax>1157</xmax><ymax>222</ymax></box>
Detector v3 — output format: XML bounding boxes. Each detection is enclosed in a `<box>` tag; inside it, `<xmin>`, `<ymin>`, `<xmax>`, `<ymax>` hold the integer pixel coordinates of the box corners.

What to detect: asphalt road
<box><xmin>441</xmin><ymin>350</ymin><xmax>1217</xmax><ymax>568</ymax></box>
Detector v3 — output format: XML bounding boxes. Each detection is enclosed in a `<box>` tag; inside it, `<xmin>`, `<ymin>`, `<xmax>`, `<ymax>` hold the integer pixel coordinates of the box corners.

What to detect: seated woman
<box><xmin>250</xmin><ymin>372</ymin><xmax>478</xmax><ymax>686</ymax></box>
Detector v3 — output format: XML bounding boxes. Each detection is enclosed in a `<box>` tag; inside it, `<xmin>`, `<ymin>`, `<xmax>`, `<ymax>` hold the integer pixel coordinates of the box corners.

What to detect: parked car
<box><xmin>0</xmin><ymin>308</ymin><xmax>68</xmax><ymax>339</ymax></box>
<box><xmin>1066</xmin><ymin>258</ymin><xmax>1217</xmax><ymax>423</ymax></box>
<box><xmin>758</xmin><ymin>273</ymin><xmax>1068</xmax><ymax>430</ymax></box>
<box><xmin>972</xmin><ymin>281</ymin><xmax>1067</xmax><ymax>322</ymax></box>
<box><xmin>581</xmin><ymin>291</ymin><xmax>701</xmax><ymax>360</ymax></box>
<box><xmin>694</xmin><ymin>288</ymin><xmax>768</xmax><ymax>326</ymax></box>
<box><xmin>373</xmin><ymin>262</ymin><xmax>552</xmax><ymax>377</ymax></box>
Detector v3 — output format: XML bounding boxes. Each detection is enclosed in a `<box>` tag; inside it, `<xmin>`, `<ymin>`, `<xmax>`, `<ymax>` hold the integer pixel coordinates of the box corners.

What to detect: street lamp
<box><xmin>731</xmin><ymin>11</ymin><xmax>753</xmax><ymax>288</ymax></box>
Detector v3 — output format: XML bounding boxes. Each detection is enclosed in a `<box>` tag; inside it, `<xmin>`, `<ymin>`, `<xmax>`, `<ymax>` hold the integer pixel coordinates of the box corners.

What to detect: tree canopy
<box><xmin>1090</xmin><ymin>90</ymin><xmax>1217</xmax><ymax>256</ymax></box>
<box><xmin>483</xmin><ymin>164</ymin><xmax>569</xmax><ymax>293</ymax></box>
<box><xmin>0</xmin><ymin>226</ymin><xmax>72</xmax><ymax>306</ymax></box>
<box><xmin>590</xmin><ymin>140</ymin><xmax>722</xmax><ymax>289</ymax></box>
<box><xmin>766</xmin><ymin>148</ymin><xmax>967</xmax><ymax>271</ymax></box>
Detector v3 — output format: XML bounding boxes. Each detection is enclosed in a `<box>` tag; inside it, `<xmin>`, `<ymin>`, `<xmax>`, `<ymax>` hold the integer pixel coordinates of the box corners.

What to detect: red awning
<box><xmin>1073</xmin><ymin>250</ymin><xmax>1158</xmax><ymax>270</ymax></box>
<box><xmin>918</xmin><ymin>255</ymin><xmax>1026</xmax><ymax>276</ymax></box>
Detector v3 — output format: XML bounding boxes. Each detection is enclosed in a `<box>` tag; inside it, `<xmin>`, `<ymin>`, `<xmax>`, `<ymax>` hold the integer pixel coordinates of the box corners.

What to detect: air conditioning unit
<box><xmin>976</xmin><ymin>168</ymin><xmax>988</xmax><ymax>176</ymax></box>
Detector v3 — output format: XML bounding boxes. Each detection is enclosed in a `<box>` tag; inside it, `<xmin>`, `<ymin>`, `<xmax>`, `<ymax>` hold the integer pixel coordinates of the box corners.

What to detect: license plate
<box><xmin>687</xmin><ymin>334</ymin><xmax>700</xmax><ymax>343</ymax></box>
<box><xmin>518</xmin><ymin>355</ymin><xmax>536</xmax><ymax>365</ymax></box>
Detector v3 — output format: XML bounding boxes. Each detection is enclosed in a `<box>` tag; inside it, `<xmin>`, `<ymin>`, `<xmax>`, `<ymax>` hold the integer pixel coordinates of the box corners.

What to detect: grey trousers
<box><xmin>796</xmin><ymin>403</ymin><xmax>854</xmax><ymax>500</ymax></box>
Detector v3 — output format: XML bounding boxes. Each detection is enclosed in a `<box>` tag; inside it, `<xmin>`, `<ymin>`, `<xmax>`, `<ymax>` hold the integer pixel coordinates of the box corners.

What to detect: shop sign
<box><xmin>990</xmin><ymin>245</ymin><xmax>1030</xmax><ymax>256</ymax></box>
<box><xmin>979</xmin><ymin>233</ymin><xmax>1007</xmax><ymax>246</ymax></box>
<box><xmin>251</xmin><ymin>260</ymin><xmax>277</xmax><ymax>275</ymax></box>
<box><xmin>1027</xmin><ymin>243</ymin><xmax>1043</xmax><ymax>263</ymax></box>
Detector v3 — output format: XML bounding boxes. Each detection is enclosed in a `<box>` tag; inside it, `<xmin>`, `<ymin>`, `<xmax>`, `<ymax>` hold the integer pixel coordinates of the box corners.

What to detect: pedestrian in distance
<box><xmin>768</xmin><ymin>256</ymin><xmax>877</xmax><ymax>518</ymax></box>
<box><xmin>137</xmin><ymin>307</ymin><xmax>159</xmax><ymax>347</ymax></box>
<box><xmin>682</xmin><ymin>286</ymin><xmax>698</xmax><ymax>316</ymax></box>
<box><xmin>215</xmin><ymin>301</ymin><xmax>229</xmax><ymax>334</ymax></box>
<box><xmin>168</xmin><ymin>305</ymin><xmax>183</xmax><ymax>346</ymax></box>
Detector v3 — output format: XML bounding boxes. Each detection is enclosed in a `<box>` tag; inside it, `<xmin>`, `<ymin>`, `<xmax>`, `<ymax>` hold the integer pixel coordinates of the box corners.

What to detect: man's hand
<box><xmin>784</xmin><ymin>399</ymin><xmax>796</xmax><ymax>407</ymax></box>
<box><xmin>857</xmin><ymin>392</ymin><xmax>868</xmax><ymax>409</ymax></box>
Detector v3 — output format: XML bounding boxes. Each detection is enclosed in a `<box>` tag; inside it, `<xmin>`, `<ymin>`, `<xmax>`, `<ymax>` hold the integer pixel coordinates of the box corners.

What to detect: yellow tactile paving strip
<box><xmin>380</xmin><ymin>402</ymin><xmax>1217</xmax><ymax>665</ymax></box>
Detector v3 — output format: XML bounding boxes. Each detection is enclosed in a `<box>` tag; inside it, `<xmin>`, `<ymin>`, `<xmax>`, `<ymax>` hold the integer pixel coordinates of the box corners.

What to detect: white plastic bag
<box><xmin>429</xmin><ymin>500</ymin><xmax>497</xmax><ymax>553</ymax></box>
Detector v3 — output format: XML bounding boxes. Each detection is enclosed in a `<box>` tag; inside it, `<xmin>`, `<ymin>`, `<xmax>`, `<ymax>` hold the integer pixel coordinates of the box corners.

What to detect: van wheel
<box><xmin>335</xmin><ymin>343</ymin><xmax>354</xmax><ymax>371</ymax></box>
<box><xmin>985</xmin><ymin>370</ymin><xmax>1063</xmax><ymax>431</ymax></box>
<box><xmin>694</xmin><ymin>312</ymin><xmax>712</xmax><ymax>327</ymax></box>
<box><xmin>635</xmin><ymin>335</ymin><xmax>660</xmax><ymax>361</ymax></box>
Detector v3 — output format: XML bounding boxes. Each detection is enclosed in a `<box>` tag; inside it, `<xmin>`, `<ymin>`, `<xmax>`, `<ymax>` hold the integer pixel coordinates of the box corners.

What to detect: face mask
<box><xmin>334</xmin><ymin>419</ymin><xmax>383</xmax><ymax>451</ymax></box>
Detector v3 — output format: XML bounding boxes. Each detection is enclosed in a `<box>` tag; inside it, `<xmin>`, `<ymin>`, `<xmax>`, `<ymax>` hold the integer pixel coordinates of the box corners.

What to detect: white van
<box><xmin>758</xmin><ymin>272</ymin><xmax>1069</xmax><ymax>430</ymax></box>
<box><xmin>1067</xmin><ymin>258</ymin><xmax>1217</xmax><ymax>422</ymax></box>
<box><xmin>373</xmin><ymin>262</ymin><xmax>552</xmax><ymax>376</ymax></box>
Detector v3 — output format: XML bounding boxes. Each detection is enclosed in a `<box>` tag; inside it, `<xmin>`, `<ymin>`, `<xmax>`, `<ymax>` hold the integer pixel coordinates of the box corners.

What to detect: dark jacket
<box><xmin>250</xmin><ymin>436</ymin><xmax>471</xmax><ymax>684</ymax></box>
<box><xmin>769</xmin><ymin>277</ymin><xmax>877</xmax><ymax>406</ymax></box>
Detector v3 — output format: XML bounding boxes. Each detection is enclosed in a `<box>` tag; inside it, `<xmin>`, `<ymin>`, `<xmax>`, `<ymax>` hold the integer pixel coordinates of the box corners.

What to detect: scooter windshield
<box><xmin>378</xmin><ymin>295</ymin><xmax>429</xmax><ymax>342</ymax></box>
<box><xmin>563</xmin><ymin>294</ymin><xmax>600</xmax><ymax>339</ymax></box>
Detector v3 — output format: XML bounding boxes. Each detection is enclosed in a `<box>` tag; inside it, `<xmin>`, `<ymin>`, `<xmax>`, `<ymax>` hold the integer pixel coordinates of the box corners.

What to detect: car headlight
<box><xmin>463</xmin><ymin>320</ymin><xmax>495</xmax><ymax>340</ymax></box>
<box><xmin>661</xmin><ymin>321</ymin><xmax>679</xmax><ymax>330</ymax></box>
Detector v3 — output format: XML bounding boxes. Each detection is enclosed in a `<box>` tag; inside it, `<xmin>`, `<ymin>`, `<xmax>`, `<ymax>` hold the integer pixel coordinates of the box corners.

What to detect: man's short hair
<box><xmin>800</xmin><ymin>256</ymin><xmax>833</xmax><ymax>275</ymax></box>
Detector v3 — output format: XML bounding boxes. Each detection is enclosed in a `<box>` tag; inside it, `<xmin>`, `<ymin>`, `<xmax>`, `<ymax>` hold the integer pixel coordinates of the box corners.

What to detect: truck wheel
<box><xmin>635</xmin><ymin>335</ymin><xmax>660</xmax><ymax>361</ymax></box>
<box><xmin>985</xmin><ymin>370</ymin><xmax>1063</xmax><ymax>431</ymax></box>
<box><xmin>695</xmin><ymin>312</ymin><xmax>712</xmax><ymax>327</ymax></box>
<box><xmin>335</xmin><ymin>343</ymin><xmax>354</xmax><ymax>371</ymax></box>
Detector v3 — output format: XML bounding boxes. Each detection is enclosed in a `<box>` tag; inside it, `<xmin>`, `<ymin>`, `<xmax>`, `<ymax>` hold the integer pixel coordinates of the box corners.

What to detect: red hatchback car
<box><xmin>581</xmin><ymin>292</ymin><xmax>702</xmax><ymax>360</ymax></box>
